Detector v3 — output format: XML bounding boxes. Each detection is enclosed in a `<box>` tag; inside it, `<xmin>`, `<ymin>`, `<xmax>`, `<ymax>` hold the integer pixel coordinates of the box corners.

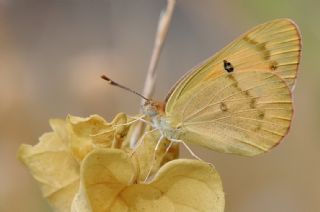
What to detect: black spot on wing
<box><xmin>223</xmin><ymin>60</ymin><xmax>234</xmax><ymax>73</ymax></box>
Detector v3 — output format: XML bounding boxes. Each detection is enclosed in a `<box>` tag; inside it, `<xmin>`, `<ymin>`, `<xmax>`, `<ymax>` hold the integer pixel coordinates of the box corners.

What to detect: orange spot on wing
<box><xmin>204</xmin><ymin>70</ymin><xmax>224</xmax><ymax>81</ymax></box>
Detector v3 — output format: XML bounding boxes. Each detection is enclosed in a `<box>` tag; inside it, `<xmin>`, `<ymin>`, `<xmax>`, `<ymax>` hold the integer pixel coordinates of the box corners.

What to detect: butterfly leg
<box><xmin>130</xmin><ymin>128</ymin><xmax>158</xmax><ymax>157</ymax></box>
<box><xmin>127</xmin><ymin>115</ymin><xmax>153</xmax><ymax>126</ymax></box>
<box><xmin>171</xmin><ymin>138</ymin><xmax>203</xmax><ymax>161</ymax></box>
<box><xmin>164</xmin><ymin>140</ymin><xmax>174</xmax><ymax>155</ymax></box>
<box><xmin>111</xmin><ymin>115</ymin><xmax>147</xmax><ymax>148</ymax></box>
<box><xmin>111</xmin><ymin>115</ymin><xmax>151</xmax><ymax>129</ymax></box>
<box><xmin>144</xmin><ymin>135</ymin><xmax>164</xmax><ymax>183</ymax></box>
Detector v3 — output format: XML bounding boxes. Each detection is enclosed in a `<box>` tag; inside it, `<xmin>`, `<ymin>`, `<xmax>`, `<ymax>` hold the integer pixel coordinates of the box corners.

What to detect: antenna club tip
<box><xmin>100</xmin><ymin>74</ymin><xmax>149</xmax><ymax>101</ymax></box>
<box><xmin>101</xmin><ymin>75</ymin><xmax>109</xmax><ymax>80</ymax></box>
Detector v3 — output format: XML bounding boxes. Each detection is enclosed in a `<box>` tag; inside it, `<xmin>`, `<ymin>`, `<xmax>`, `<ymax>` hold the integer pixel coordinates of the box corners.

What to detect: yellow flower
<box><xmin>66</xmin><ymin>113</ymin><xmax>131</xmax><ymax>161</ymax></box>
<box><xmin>72</xmin><ymin>149</ymin><xmax>225</xmax><ymax>212</ymax></box>
<box><xmin>18</xmin><ymin>113</ymin><xmax>133</xmax><ymax>212</ymax></box>
<box><xmin>18</xmin><ymin>113</ymin><xmax>223</xmax><ymax>211</ymax></box>
<box><xmin>18</xmin><ymin>118</ymin><xmax>79</xmax><ymax>212</ymax></box>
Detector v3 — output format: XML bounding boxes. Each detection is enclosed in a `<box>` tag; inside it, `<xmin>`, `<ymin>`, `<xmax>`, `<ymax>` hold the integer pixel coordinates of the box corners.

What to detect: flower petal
<box><xmin>73</xmin><ymin>149</ymin><xmax>224</xmax><ymax>212</ymax></box>
<box><xmin>151</xmin><ymin>159</ymin><xmax>225</xmax><ymax>212</ymax></box>
<box><xmin>18</xmin><ymin>119</ymin><xmax>80</xmax><ymax>212</ymax></box>
<box><xmin>18</xmin><ymin>113</ymin><xmax>135</xmax><ymax>212</ymax></box>
<box><xmin>72</xmin><ymin>149</ymin><xmax>137</xmax><ymax>212</ymax></box>
<box><xmin>68</xmin><ymin>113</ymin><xmax>132</xmax><ymax>160</ymax></box>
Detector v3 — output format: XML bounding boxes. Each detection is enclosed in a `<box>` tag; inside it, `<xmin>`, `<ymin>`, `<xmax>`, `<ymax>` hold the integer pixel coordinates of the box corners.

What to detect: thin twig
<box><xmin>142</xmin><ymin>0</ymin><xmax>176</xmax><ymax>100</ymax></box>
<box><xmin>130</xmin><ymin>0</ymin><xmax>176</xmax><ymax>148</ymax></box>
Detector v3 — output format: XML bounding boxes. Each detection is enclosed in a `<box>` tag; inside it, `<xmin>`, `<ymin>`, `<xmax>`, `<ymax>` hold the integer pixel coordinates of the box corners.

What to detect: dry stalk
<box><xmin>130</xmin><ymin>0</ymin><xmax>176</xmax><ymax>148</ymax></box>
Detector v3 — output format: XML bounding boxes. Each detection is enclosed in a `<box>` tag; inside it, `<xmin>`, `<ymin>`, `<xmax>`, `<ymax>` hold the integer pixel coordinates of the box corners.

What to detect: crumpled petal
<box><xmin>18</xmin><ymin>119</ymin><xmax>80</xmax><ymax>212</ymax></box>
<box><xmin>67</xmin><ymin>113</ymin><xmax>131</xmax><ymax>161</ymax></box>
<box><xmin>72</xmin><ymin>149</ymin><xmax>224</xmax><ymax>212</ymax></box>
<box><xmin>18</xmin><ymin>113</ymin><xmax>134</xmax><ymax>212</ymax></box>
<box><xmin>150</xmin><ymin>158</ymin><xmax>225</xmax><ymax>212</ymax></box>
<box><xmin>72</xmin><ymin>149</ymin><xmax>137</xmax><ymax>212</ymax></box>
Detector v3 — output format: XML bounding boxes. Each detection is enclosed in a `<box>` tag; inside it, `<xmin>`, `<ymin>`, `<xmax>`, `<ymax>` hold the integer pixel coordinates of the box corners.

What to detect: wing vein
<box><xmin>184</xmin><ymin>75</ymin><xmax>281</xmax><ymax>121</ymax></box>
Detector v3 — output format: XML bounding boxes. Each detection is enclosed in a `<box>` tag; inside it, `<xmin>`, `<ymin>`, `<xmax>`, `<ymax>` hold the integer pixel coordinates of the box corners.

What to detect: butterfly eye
<box><xmin>223</xmin><ymin>60</ymin><xmax>234</xmax><ymax>73</ymax></box>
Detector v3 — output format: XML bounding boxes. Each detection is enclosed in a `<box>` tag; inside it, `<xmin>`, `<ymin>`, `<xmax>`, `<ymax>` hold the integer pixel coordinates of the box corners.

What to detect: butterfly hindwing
<box><xmin>168</xmin><ymin>71</ymin><xmax>293</xmax><ymax>156</ymax></box>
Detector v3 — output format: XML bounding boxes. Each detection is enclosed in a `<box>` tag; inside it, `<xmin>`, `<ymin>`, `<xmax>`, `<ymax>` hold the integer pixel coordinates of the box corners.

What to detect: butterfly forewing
<box><xmin>167</xmin><ymin>71</ymin><xmax>293</xmax><ymax>156</ymax></box>
<box><xmin>165</xmin><ymin>19</ymin><xmax>301</xmax><ymax>113</ymax></box>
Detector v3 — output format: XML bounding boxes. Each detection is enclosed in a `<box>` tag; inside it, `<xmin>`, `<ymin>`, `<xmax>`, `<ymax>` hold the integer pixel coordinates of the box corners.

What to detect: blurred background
<box><xmin>1</xmin><ymin>0</ymin><xmax>319</xmax><ymax>211</ymax></box>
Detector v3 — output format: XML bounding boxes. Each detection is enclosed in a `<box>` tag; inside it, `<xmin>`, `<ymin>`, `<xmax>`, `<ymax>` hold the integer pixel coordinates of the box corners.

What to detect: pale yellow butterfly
<box><xmin>142</xmin><ymin>18</ymin><xmax>301</xmax><ymax>156</ymax></box>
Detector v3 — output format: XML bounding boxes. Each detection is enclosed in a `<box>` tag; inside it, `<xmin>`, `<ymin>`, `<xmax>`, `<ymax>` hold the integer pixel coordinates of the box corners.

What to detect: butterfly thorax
<box><xmin>142</xmin><ymin>100</ymin><xmax>181</xmax><ymax>140</ymax></box>
<box><xmin>142</xmin><ymin>100</ymin><xmax>165</xmax><ymax>117</ymax></box>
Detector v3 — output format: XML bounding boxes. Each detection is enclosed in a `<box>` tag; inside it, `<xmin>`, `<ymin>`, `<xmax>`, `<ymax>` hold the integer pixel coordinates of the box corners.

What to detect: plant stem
<box><xmin>142</xmin><ymin>0</ymin><xmax>176</xmax><ymax>100</ymax></box>
<box><xmin>130</xmin><ymin>0</ymin><xmax>176</xmax><ymax>148</ymax></box>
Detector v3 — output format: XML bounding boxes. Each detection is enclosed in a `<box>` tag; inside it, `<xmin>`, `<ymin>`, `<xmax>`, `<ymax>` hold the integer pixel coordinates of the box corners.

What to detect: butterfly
<box><xmin>142</xmin><ymin>18</ymin><xmax>301</xmax><ymax>156</ymax></box>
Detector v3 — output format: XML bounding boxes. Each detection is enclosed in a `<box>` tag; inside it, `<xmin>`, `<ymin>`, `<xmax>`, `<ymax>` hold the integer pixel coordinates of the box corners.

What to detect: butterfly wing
<box><xmin>167</xmin><ymin>71</ymin><xmax>293</xmax><ymax>156</ymax></box>
<box><xmin>165</xmin><ymin>18</ymin><xmax>301</xmax><ymax>113</ymax></box>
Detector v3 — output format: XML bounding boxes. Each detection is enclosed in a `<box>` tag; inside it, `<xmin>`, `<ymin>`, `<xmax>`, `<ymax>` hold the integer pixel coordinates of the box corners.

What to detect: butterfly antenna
<box><xmin>101</xmin><ymin>75</ymin><xmax>149</xmax><ymax>101</ymax></box>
